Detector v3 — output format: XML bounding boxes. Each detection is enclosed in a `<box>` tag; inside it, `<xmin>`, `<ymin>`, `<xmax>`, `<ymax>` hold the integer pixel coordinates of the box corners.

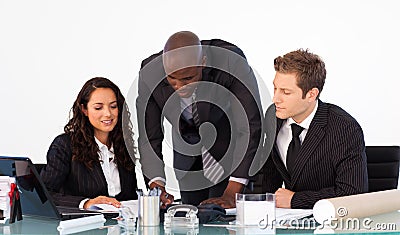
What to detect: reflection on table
<box><xmin>1</xmin><ymin>210</ymin><xmax>400</xmax><ymax>234</ymax></box>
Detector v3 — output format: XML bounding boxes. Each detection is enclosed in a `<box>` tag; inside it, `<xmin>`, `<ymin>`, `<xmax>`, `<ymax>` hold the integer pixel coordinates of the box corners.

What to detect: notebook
<box><xmin>0</xmin><ymin>156</ymin><xmax>101</xmax><ymax>220</ymax></box>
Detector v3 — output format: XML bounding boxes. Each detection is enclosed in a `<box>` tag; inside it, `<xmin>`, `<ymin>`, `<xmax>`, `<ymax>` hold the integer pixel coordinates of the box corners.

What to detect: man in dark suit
<box><xmin>136</xmin><ymin>31</ymin><xmax>263</xmax><ymax>208</ymax></box>
<box><xmin>262</xmin><ymin>49</ymin><xmax>368</xmax><ymax>209</ymax></box>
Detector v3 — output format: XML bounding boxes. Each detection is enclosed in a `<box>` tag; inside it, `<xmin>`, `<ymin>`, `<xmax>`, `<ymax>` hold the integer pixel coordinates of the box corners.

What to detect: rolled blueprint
<box><xmin>57</xmin><ymin>214</ymin><xmax>106</xmax><ymax>234</ymax></box>
<box><xmin>313</xmin><ymin>189</ymin><xmax>400</xmax><ymax>224</ymax></box>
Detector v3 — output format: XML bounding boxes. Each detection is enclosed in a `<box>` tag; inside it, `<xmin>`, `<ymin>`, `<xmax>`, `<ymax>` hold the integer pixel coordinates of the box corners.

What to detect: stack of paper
<box><xmin>225</xmin><ymin>207</ymin><xmax>313</xmax><ymax>224</ymax></box>
<box><xmin>88</xmin><ymin>200</ymin><xmax>138</xmax><ymax>215</ymax></box>
<box><xmin>276</xmin><ymin>208</ymin><xmax>313</xmax><ymax>222</ymax></box>
<box><xmin>88</xmin><ymin>200</ymin><xmax>138</xmax><ymax>229</ymax></box>
<box><xmin>0</xmin><ymin>176</ymin><xmax>15</xmax><ymax>223</ymax></box>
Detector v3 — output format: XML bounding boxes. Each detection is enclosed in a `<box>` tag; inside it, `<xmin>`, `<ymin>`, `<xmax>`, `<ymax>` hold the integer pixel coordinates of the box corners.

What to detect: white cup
<box><xmin>236</xmin><ymin>193</ymin><xmax>275</xmax><ymax>226</ymax></box>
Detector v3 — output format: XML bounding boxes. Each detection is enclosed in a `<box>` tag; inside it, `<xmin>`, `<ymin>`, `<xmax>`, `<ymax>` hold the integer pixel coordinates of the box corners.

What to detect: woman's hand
<box><xmin>83</xmin><ymin>196</ymin><xmax>121</xmax><ymax>209</ymax></box>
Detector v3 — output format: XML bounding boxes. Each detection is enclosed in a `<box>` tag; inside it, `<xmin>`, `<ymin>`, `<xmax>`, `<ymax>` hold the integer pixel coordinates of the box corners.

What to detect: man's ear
<box><xmin>307</xmin><ymin>88</ymin><xmax>319</xmax><ymax>102</ymax></box>
<box><xmin>81</xmin><ymin>104</ymin><xmax>88</xmax><ymax>116</ymax></box>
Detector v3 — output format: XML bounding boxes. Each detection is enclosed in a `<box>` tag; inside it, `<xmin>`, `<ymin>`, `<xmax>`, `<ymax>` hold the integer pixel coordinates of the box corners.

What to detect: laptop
<box><xmin>0</xmin><ymin>156</ymin><xmax>101</xmax><ymax>220</ymax></box>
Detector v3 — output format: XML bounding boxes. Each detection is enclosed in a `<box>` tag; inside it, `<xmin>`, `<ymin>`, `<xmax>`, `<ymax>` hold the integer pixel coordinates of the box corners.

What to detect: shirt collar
<box><xmin>286</xmin><ymin>101</ymin><xmax>319</xmax><ymax>130</ymax></box>
<box><xmin>94</xmin><ymin>136</ymin><xmax>114</xmax><ymax>153</ymax></box>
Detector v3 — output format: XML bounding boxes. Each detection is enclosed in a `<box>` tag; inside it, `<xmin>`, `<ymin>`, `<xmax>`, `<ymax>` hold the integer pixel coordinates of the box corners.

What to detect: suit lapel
<box><xmin>160</xmin><ymin>84</ymin><xmax>181</xmax><ymax>127</ymax></box>
<box><xmin>90</xmin><ymin>162</ymin><xmax>108</xmax><ymax>195</ymax></box>
<box><xmin>117</xmin><ymin>165</ymin><xmax>129</xmax><ymax>195</ymax></box>
<box><xmin>289</xmin><ymin>100</ymin><xmax>328</xmax><ymax>188</ymax></box>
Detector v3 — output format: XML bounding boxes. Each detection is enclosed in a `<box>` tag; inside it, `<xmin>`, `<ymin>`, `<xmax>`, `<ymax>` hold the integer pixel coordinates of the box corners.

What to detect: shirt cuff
<box><xmin>79</xmin><ymin>198</ymin><xmax>90</xmax><ymax>209</ymax></box>
<box><xmin>148</xmin><ymin>177</ymin><xmax>166</xmax><ymax>187</ymax></box>
<box><xmin>229</xmin><ymin>176</ymin><xmax>249</xmax><ymax>185</ymax></box>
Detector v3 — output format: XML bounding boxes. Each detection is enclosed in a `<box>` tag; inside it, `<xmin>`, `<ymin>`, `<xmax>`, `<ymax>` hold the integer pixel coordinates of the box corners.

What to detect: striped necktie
<box><xmin>191</xmin><ymin>92</ymin><xmax>224</xmax><ymax>183</ymax></box>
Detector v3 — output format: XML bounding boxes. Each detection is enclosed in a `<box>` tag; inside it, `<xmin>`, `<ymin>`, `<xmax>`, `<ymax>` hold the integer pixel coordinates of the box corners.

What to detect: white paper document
<box><xmin>89</xmin><ymin>200</ymin><xmax>138</xmax><ymax>215</ymax></box>
<box><xmin>0</xmin><ymin>176</ymin><xmax>15</xmax><ymax>223</ymax></box>
<box><xmin>225</xmin><ymin>207</ymin><xmax>313</xmax><ymax>221</ymax></box>
<box><xmin>276</xmin><ymin>208</ymin><xmax>313</xmax><ymax>221</ymax></box>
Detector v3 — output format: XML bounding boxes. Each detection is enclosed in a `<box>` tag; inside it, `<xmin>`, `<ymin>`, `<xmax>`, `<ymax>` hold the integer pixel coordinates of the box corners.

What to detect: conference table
<box><xmin>1</xmin><ymin>210</ymin><xmax>400</xmax><ymax>234</ymax></box>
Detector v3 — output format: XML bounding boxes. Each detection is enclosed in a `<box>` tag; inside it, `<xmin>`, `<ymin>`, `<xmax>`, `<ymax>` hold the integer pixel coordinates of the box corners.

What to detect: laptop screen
<box><xmin>0</xmin><ymin>156</ymin><xmax>60</xmax><ymax>219</ymax></box>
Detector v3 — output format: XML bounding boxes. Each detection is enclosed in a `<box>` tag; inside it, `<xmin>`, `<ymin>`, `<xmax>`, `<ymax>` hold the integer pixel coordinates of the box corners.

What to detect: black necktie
<box><xmin>191</xmin><ymin>93</ymin><xmax>224</xmax><ymax>183</ymax></box>
<box><xmin>286</xmin><ymin>123</ymin><xmax>304</xmax><ymax>175</ymax></box>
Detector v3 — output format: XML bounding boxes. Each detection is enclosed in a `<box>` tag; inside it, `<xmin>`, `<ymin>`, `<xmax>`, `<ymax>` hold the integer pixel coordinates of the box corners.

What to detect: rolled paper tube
<box><xmin>313</xmin><ymin>189</ymin><xmax>400</xmax><ymax>224</ymax></box>
<box><xmin>57</xmin><ymin>214</ymin><xmax>106</xmax><ymax>231</ymax></box>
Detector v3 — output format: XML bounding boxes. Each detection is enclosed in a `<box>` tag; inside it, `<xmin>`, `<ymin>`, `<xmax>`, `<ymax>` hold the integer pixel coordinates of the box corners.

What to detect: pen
<box><xmin>149</xmin><ymin>187</ymin><xmax>156</xmax><ymax>196</ymax></box>
<box><xmin>136</xmin><ymin>188</ymin><xmax>143</xmax><ymax>197</ymax></box>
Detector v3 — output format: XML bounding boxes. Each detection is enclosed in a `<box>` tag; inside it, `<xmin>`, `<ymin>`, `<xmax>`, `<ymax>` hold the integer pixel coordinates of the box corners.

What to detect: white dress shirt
<box><xmin>95</xmin><ymin>137</ymin><xmax>121</xmax><ymax>197</ymax></box>
<box><xmin>149</xmin><ymin>96</ymin><xmax>248</xmax><ymax>186</ymax></box>
<box><xmin>79</xmin><ymin>137</ymin><xmax>121</xmax><ymax>208</ymax></box>
<box><xmin>276</xmin><ymin>102</ymin><xmax>318</xmax><ymax>169</ymax></box>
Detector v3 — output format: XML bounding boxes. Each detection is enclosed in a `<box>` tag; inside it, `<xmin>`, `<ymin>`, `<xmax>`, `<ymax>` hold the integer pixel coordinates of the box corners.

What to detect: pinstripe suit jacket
<box><xmin>40</xmin><ymin>134</ymin><xmax>137</xmax><ymax>207</ymax></box>
<box><xmin>262</xmin><ymin>100</ymin><xmax>368</xmax><ymax>209</ymax></box>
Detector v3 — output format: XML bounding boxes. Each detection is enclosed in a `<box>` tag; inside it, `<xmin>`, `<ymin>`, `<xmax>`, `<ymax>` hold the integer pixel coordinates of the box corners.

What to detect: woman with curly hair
<box><xmin>41</xmin><ymin>77</ymin><xmax>137</xmax><ymax>209</ymax></box>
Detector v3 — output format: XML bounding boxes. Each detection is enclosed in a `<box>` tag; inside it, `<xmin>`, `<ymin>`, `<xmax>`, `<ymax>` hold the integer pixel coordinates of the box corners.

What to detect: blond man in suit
<box><xmin>262</xmin><ymin>49</ymin><xmax>368</xmax><ymax>209</ymax></box>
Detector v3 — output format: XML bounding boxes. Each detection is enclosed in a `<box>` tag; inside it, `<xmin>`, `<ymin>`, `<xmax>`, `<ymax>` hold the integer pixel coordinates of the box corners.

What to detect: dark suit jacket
<box><xmin>40</xmin><ymin>134</ymin><xmax>138</xmax><ymax>207</ymax></box>
<box><xmin>136</xmin><ymin>39</ymin><xmax>263</xmax><ymax>184</ymax></box>
<box><xmin>262</xmin><ymin>100</ymin><xmax>368</xmax><ymax>209</ymax></box>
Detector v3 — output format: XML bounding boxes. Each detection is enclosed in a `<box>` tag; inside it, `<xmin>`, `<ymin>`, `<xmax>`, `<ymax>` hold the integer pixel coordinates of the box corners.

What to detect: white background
<box><xmin>1</xmin><ymin>1</ymin><xmax>399</xmax><ymax>191</ymax></box>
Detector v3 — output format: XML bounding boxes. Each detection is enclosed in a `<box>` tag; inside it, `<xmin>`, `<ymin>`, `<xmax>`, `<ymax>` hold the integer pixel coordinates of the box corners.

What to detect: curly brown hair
<box><xmin>274</xmin><ymin>48</ymin><xmax>326</xmax><ymax>99</ymax></box>
<box><xmin>64</xmin><ymin>77</ymin><xmax>136</xmax><ymax>170</ymax></box>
